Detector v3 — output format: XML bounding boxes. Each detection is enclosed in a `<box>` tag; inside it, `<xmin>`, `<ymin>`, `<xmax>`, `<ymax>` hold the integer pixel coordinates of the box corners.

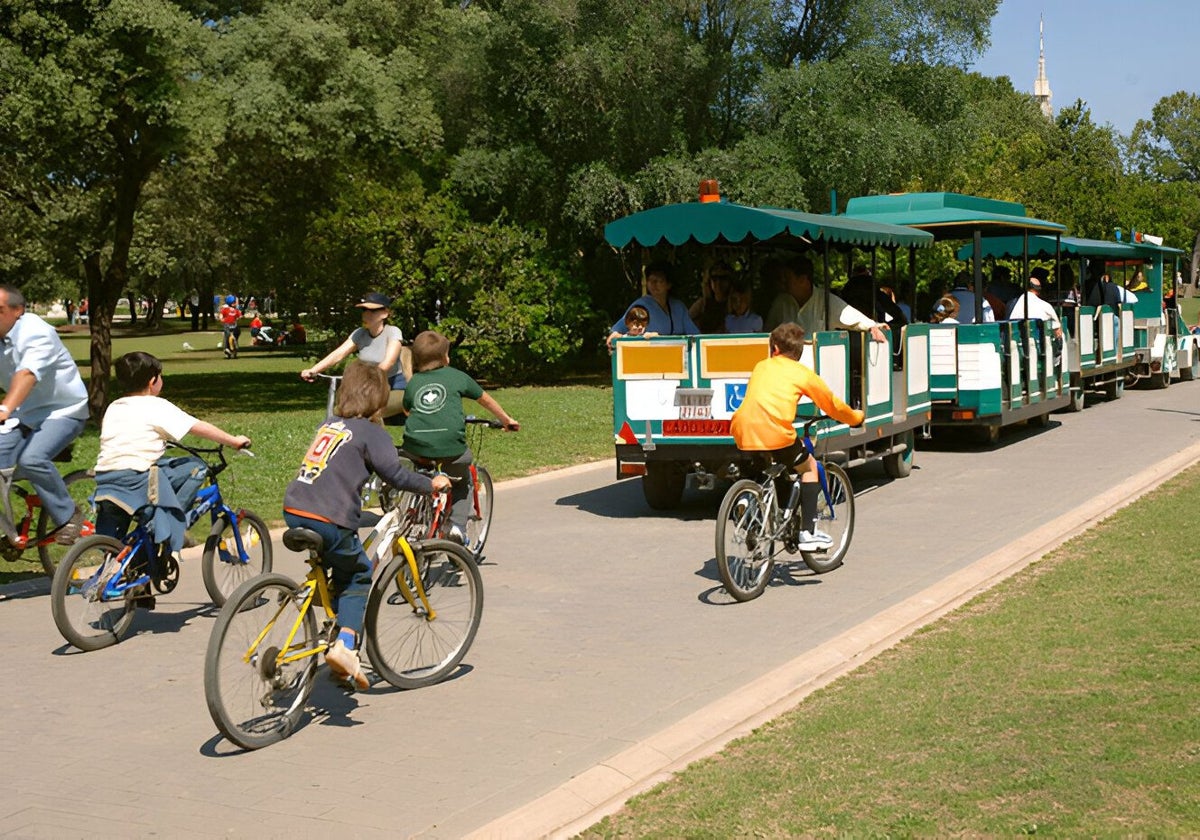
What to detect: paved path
<box><xmin>2</xmin><ymin>382</ymin><xmax>1199</xmax><ymax>839</ymax></box>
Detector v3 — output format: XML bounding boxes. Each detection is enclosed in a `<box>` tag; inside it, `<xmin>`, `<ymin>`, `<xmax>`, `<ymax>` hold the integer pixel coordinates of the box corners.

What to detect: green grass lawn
<box><xmin>582</xmin><ymin>464</ymin><xmax>1200</xmax><ymax>837</ymax></box>
<box><xmin>0</xmin><ymin>320</ymin><xmax>613</xmax><ymax>582</ymax></box>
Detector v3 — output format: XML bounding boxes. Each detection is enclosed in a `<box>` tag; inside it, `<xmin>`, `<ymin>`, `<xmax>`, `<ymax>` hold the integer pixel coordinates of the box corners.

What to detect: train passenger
<box><xmin>930</xmin><ymin>295</ymin><xmax>960</xmax><ymax>324</ymax></box>
<box><xmin>730</xmin><ymin>323</ymin><xmax>864</xmax><ymax>552</ymax></box>
<box><xmin>948</xmin><ymin>270</ymin><xmax>995</xmax><ymax>324</ymax></box>
<box><xmin>622</xmin><ymin>306</ymin><xmax>657</xmax><ymax>339</ymax></box>
<box><xmin>878</xmin><ymin>286</ymin><xmax>911</xmax><ymax>322</ymax></box>
<box><xmin>987</xmin><ymin>265</ymin><xmax>1022</xmax><ymax>308</ymax></box>
<box><xmin>725</xmin><ymin>277</ymin><xmax>763</xmax><ymax>333</ymax></box>
<box><xmin>841</xmin><ymin>265</ymin><xmax>909</xmax><ymax>329</ymax></box>
<box><xmin>607</xmin><ymin>262</ymin><xmax>699</xmax><ymax>350</ymax></box>
<box><xmin>689</xmin><ymin>261</ymin><xmax>734</xmax><ymax>333</ymax></box>
<box><xmin>762</xmin><ymin>256</ymin><xmax>887</xmax><ymax>343</ymax></box>
<box><xmin>1006</xmin><ymin>272</ymin><xmax>1063</xmax><ymax>339</ymax></box>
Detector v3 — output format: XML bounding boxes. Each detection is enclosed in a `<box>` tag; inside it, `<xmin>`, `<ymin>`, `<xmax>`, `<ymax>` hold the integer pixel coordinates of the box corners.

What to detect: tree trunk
<box><xmin>85</xmin><ymin>253</ymin><xmax>118</xmax><ymax>424</ymax></box>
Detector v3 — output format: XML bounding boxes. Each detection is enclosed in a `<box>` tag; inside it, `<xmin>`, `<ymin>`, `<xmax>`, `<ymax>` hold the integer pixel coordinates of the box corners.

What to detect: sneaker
<box><xmin>445</xmin><ymin>524</ymin><xmax>467</xmax><ymax>547</ymax></box>
<box><xmin>325</xmin><ymin>639</ymin><xmax>369</xmax><ymax>690</ymax></box>
<box><xmin>797</xmin><ymin>529</ymin><xmax>834</xmax><ymax>552</ymax></box>
<box><xmin>52</xmin><ymin>509</ymin><xmax>88</xmax><ymax>546</ymax></box>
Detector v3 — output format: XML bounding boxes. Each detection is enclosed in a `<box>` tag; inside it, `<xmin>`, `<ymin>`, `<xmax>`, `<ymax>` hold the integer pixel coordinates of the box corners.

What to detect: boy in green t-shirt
<box><xmin>401</xmin><ymin>331</ymin><xmax>519</xmax><ymax>543</ymax></box>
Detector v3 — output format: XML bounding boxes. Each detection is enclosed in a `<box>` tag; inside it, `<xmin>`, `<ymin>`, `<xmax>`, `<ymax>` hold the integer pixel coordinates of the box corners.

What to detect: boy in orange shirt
<box><xmin>730</xmin><ymin>323</ymin><xmax>863</xmax><ymax>550</ymax></box>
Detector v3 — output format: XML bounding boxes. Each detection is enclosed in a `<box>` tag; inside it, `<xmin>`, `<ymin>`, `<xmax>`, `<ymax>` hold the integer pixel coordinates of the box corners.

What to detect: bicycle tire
<box><xmin>201</xmin><ymin>509</ymin><xmax>273</xmax><ymax>607</ymax></box>
<box><xmin>35</xmin><ymin>469</ymin><xmax>95</xmax><ymax>576</ymax></box>
<box><xmin>464</xmin><ymin>464</ymin><xmax>493</xmax><ymax>557</ymax></box>
<box><xmin>364</xmin><ymin>539</ymin><xmax>483</xmax><ymax>690</ymax></box>
<box><xmin>715</xmin><ymin>479</ymin><xmax>774</xmax><ymax>602</ymax></box>
<box><xmin>50</xmin><ymin>535</ymin><xmax>136</xmax><ymax>651</ymax></box>
<box><xmin>801</xmin><ymin>462</ymin><xmax>854</xmax><ymax>574</ymax></box>
<box><xmin>204</xmin><ymin>573</ymin><xmax>318</xmax><ymax>751</ymax></box>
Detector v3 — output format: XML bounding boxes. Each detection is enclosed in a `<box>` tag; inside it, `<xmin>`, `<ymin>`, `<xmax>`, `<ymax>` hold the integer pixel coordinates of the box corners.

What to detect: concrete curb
<box><xmin>464</xmin><ymin>439</ymin><xmax>1200</xmax><ymax>840</ymax></box>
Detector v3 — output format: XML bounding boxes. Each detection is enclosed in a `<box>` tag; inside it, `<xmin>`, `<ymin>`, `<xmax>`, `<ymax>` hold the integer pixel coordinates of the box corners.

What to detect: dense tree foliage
<box><xmin>1</xmin><ymin>0</ymin><xmax>1198</xmax><ymax>405</ymax></box>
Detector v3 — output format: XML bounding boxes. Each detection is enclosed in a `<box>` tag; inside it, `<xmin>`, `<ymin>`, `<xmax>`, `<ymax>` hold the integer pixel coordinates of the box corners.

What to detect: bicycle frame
<box><xmin>246</xmin><ymin>528</ymin><xmax>438</xmax><ymax>674</ymax></box>
<box><xmin>0</xmin><ymin>466</ymin><xmax>94</xmax><ymax>551</ymax></box>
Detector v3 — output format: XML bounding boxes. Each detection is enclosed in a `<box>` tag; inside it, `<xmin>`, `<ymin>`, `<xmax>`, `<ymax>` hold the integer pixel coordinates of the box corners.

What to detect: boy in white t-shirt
<box><xmin>93</xmin><ymin>352</ymin><xmax>250</xmax><ymax>581</ymax></box>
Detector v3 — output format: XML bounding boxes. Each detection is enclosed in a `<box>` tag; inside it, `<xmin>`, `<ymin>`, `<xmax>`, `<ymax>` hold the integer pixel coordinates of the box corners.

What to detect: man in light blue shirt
<box><xmin>0</xmin><ymin>285</ymin><xmax>90</xmax><ymax>542</ymax></box>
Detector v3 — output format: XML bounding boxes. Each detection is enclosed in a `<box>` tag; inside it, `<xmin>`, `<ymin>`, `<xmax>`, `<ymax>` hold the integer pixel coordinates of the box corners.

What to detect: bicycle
<box><xmin>204</xmin><ymin>511</ymin><xmax>482</xmax><ymax>750</ymax></box>
<box><xmin>714</xmin><ymin>415</ymin><xmax>855</xmax><ymax>602</ymax></box>
<box><xmin>0</xmin><ymin>446</ymin><xmax>94</xmax><ymax>576</ymax></box>
<box><xmin>50</xmin><ymin>443</ymin><xmax>271</xmax><ymax>651</ymax></box>
<box><xmin>368</xmin><ymin>417</ymin><xmax>500</xmax><ymax>558</ymax></box>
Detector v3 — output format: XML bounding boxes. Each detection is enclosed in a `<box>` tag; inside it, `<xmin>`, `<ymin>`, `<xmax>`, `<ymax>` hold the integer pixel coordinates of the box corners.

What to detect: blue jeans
<box><xmin>0</xmin><ymin>415</ymin><xmax>87</xmax><ymax>526</ymax></box>
<box><xmin>283</xmin><ymin>511</ymin><xmax>371</xmax><ymax>639</ymax></box>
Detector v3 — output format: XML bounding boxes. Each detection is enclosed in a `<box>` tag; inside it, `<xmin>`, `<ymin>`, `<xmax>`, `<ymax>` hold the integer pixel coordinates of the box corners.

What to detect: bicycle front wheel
<box><xmin>36</xmin><ymin>469</ymin><xmax>96</xmax><ymax>576</ymax></box>
<box><xmin>365</xmin><ymin>539</ymin><xmax>483</xmax><ymax>690</ymax></box>
<box><xmin>801</xmin><ymin>462</ymin><xmax>854</xmax><ymax>574</ymax></box>
<box><xmin>201</xmin><ymin>510</ymin><xmax>273</xmax><ymax>607</ymax></box>
<box><xmin>464</xmin><ymin>465</ymin><xmax>493</xmax><ymax>557</ymax></box>
<box><xmin>715</xmin><ymin>479</ymin><xmax>774</xmax><ymax>602</ymax></box>
<box><xmin>50</xmin><ymin>535</ymin><xmax>135</xmax><ymax>651</ymax></box>
<box><xmin>204</xmin><ymin>573</ymin><xmax>318</xmax><ymax>751</ymax></box>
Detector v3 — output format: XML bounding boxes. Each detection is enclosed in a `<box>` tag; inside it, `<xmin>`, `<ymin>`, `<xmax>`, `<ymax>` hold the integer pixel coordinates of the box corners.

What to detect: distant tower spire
<box><xmin>1033</xmin><ymin>14</ymin><xmax>1053</xmax><ymax>119</ymax></box>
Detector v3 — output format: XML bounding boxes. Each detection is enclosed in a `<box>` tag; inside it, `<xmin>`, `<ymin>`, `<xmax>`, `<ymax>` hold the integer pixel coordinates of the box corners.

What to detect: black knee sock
<box><xmin>801</xmin><ymin>482</ymin><xmax>820</xmax><ymax>533</ymax></box>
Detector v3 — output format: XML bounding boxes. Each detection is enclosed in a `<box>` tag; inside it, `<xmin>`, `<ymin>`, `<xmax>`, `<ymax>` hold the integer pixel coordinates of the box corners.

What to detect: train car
<box><xmin>842</xmin><ymin>192</ymin><xmax>1071</xmax><ymax>442</ymax></box>
<box><xmin>606</xmin><ymin>190</ymin><xmax>934</xmax><ymax>510</ymax></box>
<box><xmin>957</xmin><ymin>233</ymin><xmax>1196</xmax><ymax>400</ymax></box>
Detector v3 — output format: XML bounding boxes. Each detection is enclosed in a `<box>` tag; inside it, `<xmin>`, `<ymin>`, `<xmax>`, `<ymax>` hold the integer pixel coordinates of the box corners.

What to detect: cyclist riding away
<box><xmin>0</xmin><ymin>285</ymin><xmax>90</xmax><ymax>544</ymax></box>
<box><xmin>730</xmin><ymin>323</ymin><xmax>864</xmax><ymax>551</ymax></box>
<box><xmin>401</xmin><ymin>330</ymin><xmax>519</xmax><ymax>546</ymax></box>
<box><xmin>219</xmin><ymin>295</ymin><xmax>241</xmax><ymax>359</ymax></box>
<box><xmin>284</xmin><ymin>360</ymin><xmax>451</xmax><ymax>689</ymax></box>
<box><xmin>93</xmin><ymin>352</ymin><xmax>251</xmax><ymax>605</ymax></box>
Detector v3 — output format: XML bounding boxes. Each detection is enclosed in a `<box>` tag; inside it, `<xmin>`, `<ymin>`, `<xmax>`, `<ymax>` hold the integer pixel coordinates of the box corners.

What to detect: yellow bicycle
<box><xmin>203</xmin><ymin>505</ymin><xmax>482</xmax><ymax>750</ymax></box>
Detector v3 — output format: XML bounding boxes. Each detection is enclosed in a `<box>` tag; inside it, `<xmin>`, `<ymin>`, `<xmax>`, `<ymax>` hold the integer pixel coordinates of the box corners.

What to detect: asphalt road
<box><xmin>2</xmin><ymin>379</ymin><xmax>1199</xmax><ymax>839</ymax></box>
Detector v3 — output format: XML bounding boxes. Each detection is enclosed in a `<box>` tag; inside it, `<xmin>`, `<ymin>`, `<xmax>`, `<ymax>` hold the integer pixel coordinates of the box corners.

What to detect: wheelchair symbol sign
<box><xmin>725</xmin><ymin>383</ymin><xmax>747</xmax><ymax>412</ymax></box>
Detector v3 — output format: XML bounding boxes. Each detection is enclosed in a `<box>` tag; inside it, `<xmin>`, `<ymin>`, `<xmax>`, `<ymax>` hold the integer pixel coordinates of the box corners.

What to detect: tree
<box><xmin>1128</xmin><ymin>91</ymin><xmax>1200</xmax><ymax>183</ymax></box>
<box><xmin>0</xmin><ymin>0</ymin><xmax>208</xmax><ymax>419</ymax></box>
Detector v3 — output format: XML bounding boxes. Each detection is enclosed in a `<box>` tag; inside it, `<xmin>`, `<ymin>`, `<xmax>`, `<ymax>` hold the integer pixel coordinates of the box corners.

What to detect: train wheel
<box><xmin>882</xmin><ymin>430</ymin><xmax>914</xmax><ymax>478</ymax></box>
<box><xmin>642</xmin><ymin>463</ymin><xmax>685</xmax><ymax>510</ymax></box>
<box><xmin>1179</xmin><ymin>351</ymin><xmax>1200</xmax><ymax>382</ymax></box>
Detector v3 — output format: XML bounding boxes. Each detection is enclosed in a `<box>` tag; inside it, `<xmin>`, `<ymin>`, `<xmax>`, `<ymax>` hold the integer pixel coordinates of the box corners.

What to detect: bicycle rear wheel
<box><xmin>715</xmin><ymin>479</ymin><xmax>775</xmax><ymax>602</ymax></box>
<box><xmin>204</xmin><ymin>573</ymin><xmax>318</xmax><ymax>751</ymax></box>
<box><xmin>801</xmin><ymin>462</ymin><xmax>854</xmax><ymax>574</ymax></box>
<box><xmin>201</xmin><ymin>509</ymin><xmax>273</xmax><ymax>607</ymax></box>
<box><xmin>464</xmin><ymin>465</ymin><xmax>493</xmax><ymax>557</ymax></box>
<box><xmin>50</xmin><ymin>535</ymin><xmax>136</xmax><ymax>651</ymax></box>
<box><xmin>365</xmin><ymin>539</ymin><xmax>483</xmax><ymax>690</ymax></box>
<box><xmin>36</xmin><ymin>469</ymin><xmax>96</xmax><ymax>576</ymax></box>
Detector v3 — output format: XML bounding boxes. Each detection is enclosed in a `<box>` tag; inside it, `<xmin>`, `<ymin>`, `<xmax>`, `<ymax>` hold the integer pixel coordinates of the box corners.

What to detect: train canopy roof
<box><xmin>842</xmin><ymin>192</ymin><xmax>1066</xmax><ymax>238</ymax></box>
<box><xmin>955</xmin><ymin>234</ymin><xmax>1184</xmax><ymax>261</ymax></box>
<box><xmin>603</xmin><ymin>200</ymin><xmax>934</xmax><ymax>250</ymax></box>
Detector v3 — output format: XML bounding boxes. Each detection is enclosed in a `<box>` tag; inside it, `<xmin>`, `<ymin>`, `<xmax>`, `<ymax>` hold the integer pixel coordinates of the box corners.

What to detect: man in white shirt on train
<box><xmin>763</xmin><ymin>256</ymin><xmax>887</xmax><ymax>343</ymax></box>
<box><xmin>1006</xmin><ymin>269</ymin><xmax>1063</xmax><ymax>339</ymax></box>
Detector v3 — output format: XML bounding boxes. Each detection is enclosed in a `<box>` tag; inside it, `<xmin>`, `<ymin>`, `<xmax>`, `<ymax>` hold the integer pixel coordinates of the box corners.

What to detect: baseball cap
<box><xmin>355</xmin><ymin>292</ymin><xmax>391</xmax><ymax>310</ymax></box>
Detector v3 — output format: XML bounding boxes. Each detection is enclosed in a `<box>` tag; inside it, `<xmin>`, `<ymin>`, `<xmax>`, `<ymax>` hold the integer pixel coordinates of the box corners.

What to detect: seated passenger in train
<box><xmin>762</xmin><ymin>255</ymin><xmax>887</xmax><ymax>343</ymax></box>
<box><xmin>724</xmin><ymin>277</ymin><xmax>763</xmax><ymax>333</ymax></box>
<box><xmin>948</xmin><ymin>270</ymin><xmax>995</xmax><ymax>324</ymax></box>
<box><xmin>689</xmin><ymin>261</ymin><xmax>734</xmax><ymax>334</ymax></box>
<box><xmin>607</xmin><ymin>261</ymin><xmax>700</xmax><ymax>350</ymax></box>
<box><xmin>930</xmin><ymin>295</ymin><xmax>960</xmax><ymax>324</ymax></box>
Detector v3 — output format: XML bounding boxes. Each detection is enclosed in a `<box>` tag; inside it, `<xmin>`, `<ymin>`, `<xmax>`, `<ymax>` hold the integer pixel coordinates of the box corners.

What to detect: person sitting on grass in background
<box><xmin>401</xmin><ymin>330</ymin><xmax>519</xmax><ymax>546</ymax></box>
<box><xmin>730</xmin><ymin>323</ymin><xmax>864</xmax><ymax>552</ymax></box>
<box><xmin>284</xmin><ymin>361</ymin><xmax>451</xmax><ymax>689</ymax></box>
<box><xmin>93</xmin><ymin>352</ymin><xmax>251</xmax><ymax>608</ymax></box>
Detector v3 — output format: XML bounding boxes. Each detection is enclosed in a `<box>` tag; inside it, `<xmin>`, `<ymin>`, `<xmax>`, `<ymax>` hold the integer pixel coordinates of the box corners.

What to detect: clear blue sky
<box><xmin>969</xmin><ymin>0</ymin><xmax>1200</xmax><ymax>136</ymax></box>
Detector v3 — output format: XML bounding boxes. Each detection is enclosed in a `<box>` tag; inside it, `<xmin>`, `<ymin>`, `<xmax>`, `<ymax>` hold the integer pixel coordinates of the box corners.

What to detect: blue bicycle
<box><xmin>50</xmin><ymin>443</ymin><xmax>272</xmax><ymax>652</ymax></box>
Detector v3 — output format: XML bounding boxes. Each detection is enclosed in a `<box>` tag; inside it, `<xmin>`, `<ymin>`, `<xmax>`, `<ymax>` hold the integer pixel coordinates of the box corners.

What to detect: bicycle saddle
<box><xmin>282</xmin><ymin>527</ymin><xmax>323</xmax><ymax>553</ymax></box>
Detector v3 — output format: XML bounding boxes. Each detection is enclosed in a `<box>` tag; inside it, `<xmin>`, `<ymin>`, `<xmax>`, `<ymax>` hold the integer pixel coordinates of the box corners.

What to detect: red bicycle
<box><xmin>365</xmin><ymin>417</ymin><xmax>500</xmax><ymax>559</ymax></box>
